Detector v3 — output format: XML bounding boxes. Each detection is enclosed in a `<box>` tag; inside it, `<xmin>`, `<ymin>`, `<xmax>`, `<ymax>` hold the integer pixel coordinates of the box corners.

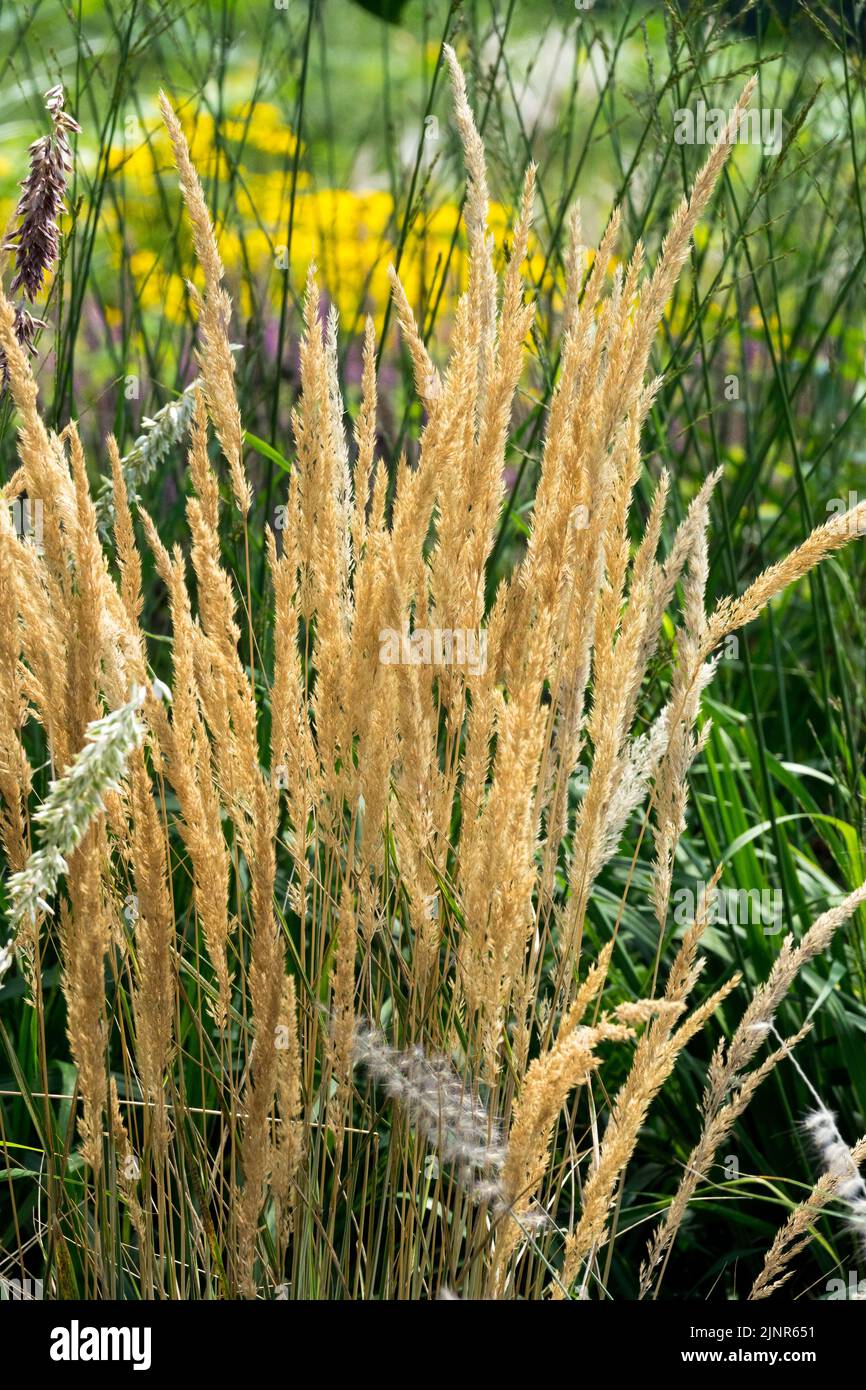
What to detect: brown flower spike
<box><xmin>1</xmin><ymin>84</ymin><xmax>79</xmax><ymax>384</ymax></box>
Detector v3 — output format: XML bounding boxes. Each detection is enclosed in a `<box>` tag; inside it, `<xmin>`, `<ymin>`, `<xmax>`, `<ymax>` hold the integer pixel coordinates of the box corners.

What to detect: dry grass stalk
<box><xmin>557</xmin><ymin>877</ymin><xmax>739</xmax><ymax>1294</ymax></box>
<box><xmin>236</xmin><ymin>779</ymin><xmax>284</xmax><ymax>1297</ymax></box>
<box><xmin>158</xmin><ymin>93</ymin><xmax>250</xmax><ymax>515</ymax></box>
<box><xmin>639</xmin><ymin>882</ymin><xmax>866</xmax><ymax>1297</ymax></box>
<box><xmin>749</xmin><ymin>1135</ymin><xmax>866</xmax><ymax>1300</ymax></box>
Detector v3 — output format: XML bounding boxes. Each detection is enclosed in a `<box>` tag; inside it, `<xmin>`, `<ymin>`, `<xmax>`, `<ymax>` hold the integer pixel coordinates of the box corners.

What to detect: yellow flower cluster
<box><xmin>101</xmin><ymin>100</ymin><xmax>554</xmax><ymax>332</ymax></box>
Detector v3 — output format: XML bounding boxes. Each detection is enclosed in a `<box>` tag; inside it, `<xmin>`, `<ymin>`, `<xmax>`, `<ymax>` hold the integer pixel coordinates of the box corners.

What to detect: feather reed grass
<box><xmin>1</xmin><ymin>54</ymin><xmax>865</xmax><ymax>1301</ymax></box>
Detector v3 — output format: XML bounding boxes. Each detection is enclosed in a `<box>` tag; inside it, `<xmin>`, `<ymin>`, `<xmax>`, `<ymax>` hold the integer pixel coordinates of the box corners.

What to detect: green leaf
<box><xmin>243</xmin><ymin>430</ymin><xmax>293</xmax><ymax>475</ymax></box>
<box><xmin>351</xmin><ymin>0</ymin><xmax>409</xmax><ymax>24</ymax></box>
